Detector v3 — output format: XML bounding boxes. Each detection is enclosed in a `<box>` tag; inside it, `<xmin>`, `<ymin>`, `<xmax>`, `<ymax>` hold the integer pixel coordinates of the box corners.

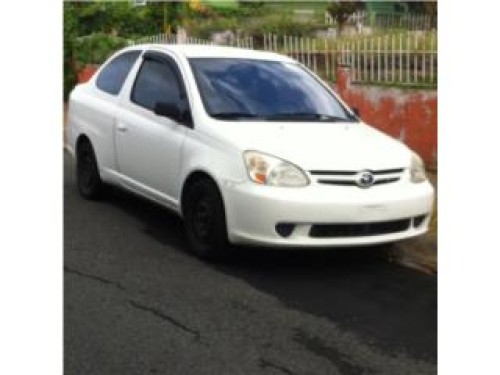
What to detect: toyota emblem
<box><xmin>356</xmin><ymin>171</ymin><xmax>375</xmax><ymax>188</ymax></box>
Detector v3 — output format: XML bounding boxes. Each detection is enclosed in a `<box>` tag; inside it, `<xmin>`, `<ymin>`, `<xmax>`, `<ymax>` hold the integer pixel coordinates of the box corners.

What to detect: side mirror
<box><xmin>352</xmin><ymin>107</ymin><xmax>360</xmax><ymax>117</ymax></box>
<box><xmin>154</xmin><ymin>102</ymin><xmax>182</xmax><ymax>122</ymax></box>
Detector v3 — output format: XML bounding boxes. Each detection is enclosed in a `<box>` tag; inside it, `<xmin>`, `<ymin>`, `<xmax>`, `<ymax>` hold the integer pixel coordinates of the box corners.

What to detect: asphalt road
<box><xmin>64</xmin><ymin>152</ymin><xmax>437</xmax><ymax>375</ymax></box>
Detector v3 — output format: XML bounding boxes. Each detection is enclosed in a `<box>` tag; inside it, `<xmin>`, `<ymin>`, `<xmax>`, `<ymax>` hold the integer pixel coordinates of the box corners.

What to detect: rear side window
<box><xmin>131</xmin><ymin>58</ymin><xmax>182</xmax><ymax>111</ymax></box>
<box><xmin>96</xmin><ymin>51</ymin><xmax>141</xmax><ymax>95</ymax></box>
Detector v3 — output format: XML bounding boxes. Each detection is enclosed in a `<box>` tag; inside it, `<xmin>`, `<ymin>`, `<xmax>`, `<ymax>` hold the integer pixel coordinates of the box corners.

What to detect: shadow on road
<box><xmin>215</xmin><ymin>246</ymin><xmax>437</xmax><ymax>362</ymax></box>
<box><xmin>103</xmin><ymin>186</ymin><xmax>187</xmax><ymax>250</ymax></box>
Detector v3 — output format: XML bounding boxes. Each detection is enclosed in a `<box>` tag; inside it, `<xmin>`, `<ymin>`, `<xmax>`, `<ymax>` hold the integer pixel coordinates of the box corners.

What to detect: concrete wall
<box><xmin>77</xmin><ymin>65</ymin><xmax>98</xmax><ymax>84</ymax></box>
<box><xmin>335</xmin><ymin>66</ymin><xmax>437</xmax><ymax>169</ymax></box>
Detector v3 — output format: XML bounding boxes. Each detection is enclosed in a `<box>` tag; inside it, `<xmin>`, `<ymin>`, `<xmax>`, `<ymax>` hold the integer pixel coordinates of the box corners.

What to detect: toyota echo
<box><xmin>67</xmin><ymin>44</ymin><xmax>435</xmax><ymax>259</ymax></box>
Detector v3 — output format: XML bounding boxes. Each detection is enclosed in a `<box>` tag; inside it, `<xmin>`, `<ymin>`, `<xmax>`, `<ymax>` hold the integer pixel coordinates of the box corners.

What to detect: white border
<box><xmin>0</xmin><ymin>1</ymin><xmax>63</xmax><ymax>374</ymax></box>
<box><xmin>439</xmin><ymin>0</ymin><xmax>500</xmax><ymax>373</ymax></box>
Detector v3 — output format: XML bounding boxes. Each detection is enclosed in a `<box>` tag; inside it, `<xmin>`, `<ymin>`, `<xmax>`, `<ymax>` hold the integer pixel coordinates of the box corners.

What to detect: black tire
<box><xmin>76</xmin><ymin>140</ymin><xmax>104</xmax><ymax>200</ymax></box>
<box><xmin>183</xmin><ymin>177</ymin><xmax>230</xmax><ymax>260</ymax></box>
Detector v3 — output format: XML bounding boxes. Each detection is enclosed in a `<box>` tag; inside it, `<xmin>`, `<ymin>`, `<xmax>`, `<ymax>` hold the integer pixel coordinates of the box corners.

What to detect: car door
<box><xmin>115</xmin><ymin>51</ymin><xmax>190</xmax><ymax>208</ymax></box>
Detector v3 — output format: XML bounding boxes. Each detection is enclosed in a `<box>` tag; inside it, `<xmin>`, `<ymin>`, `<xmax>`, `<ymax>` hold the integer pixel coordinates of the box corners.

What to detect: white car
<box><xmin>67</xmin><ymin>44</ymin><xmax>434</xmax><ymax>259</ymax></box>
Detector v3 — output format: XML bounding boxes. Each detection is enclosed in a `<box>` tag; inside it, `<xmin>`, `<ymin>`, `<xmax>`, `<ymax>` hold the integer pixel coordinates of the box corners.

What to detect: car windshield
<box><xmin>189</xmin><ymin>58</ymin><xmax>356</xmax><ymax>122</ymax></box>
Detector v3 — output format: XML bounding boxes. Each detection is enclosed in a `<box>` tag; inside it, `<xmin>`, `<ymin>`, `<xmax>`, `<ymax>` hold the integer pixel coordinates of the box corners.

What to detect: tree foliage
<box><xmin>63</xmin><ymin>2</ymin><xmax>78</xmax><ymax>100</ymax></box>
<box><xmin>406</xmin><ymin>1</ymin><xmax>437</xmax><ymax>15</ymax></box>
<box><xmin>63</xmin><ymin>1</ymin><xmax>165</xmax><ymax>98</ymax></box>
<box><xmin>326</xmin><ymin>1</ymin><xmax>363</xmax><ymax>35</ymax></box>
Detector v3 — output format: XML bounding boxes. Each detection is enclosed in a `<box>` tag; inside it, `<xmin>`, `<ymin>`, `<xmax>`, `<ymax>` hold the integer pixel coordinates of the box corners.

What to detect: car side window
<box><xmin>96</xmin><ymin>51</ymin><xmax>141</xmax><ymax>96</ymax></box>
<box><xmin>131</xmin><ymin>57</ymin><xmax>183</xmax><ymax>111</ymax></box>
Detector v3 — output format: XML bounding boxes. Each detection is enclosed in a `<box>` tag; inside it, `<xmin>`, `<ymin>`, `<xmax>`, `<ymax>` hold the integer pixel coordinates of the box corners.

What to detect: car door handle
<box><xmin>117</xmin><ymin>124</ymin><xmax>128</xmax><ymax>132</ymax></box>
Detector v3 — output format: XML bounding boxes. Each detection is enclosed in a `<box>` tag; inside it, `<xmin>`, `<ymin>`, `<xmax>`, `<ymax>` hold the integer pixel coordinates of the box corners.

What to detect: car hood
<box><xmin>204</xmin><ymin>120</ymin><xmax>411</xmax><ymax>171</ymax></box>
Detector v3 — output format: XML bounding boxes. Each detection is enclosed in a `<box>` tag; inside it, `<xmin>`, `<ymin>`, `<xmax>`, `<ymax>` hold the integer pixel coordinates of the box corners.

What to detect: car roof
<box><xmin>129</xmin><ymin>43</ymin><xmax>296</xmax><ymax>63</ymax></box>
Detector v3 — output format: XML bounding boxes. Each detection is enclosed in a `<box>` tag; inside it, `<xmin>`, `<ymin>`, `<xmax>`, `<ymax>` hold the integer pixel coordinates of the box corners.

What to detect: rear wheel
<box><xmin>76</xmin><ymin>140</ymin><xmax>104</xmax><ymax>200</ymax></box>
<box><xmin>183</xmin><ymin>178</ymin><xmax>230</xmax><ymax>260</ymax></box>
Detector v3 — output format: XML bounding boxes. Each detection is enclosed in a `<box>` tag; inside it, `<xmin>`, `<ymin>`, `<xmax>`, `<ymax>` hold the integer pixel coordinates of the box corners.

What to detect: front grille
<box><xmin>310</xmin><ymin>168</ymin><xmax>404</xmax><ymax>176</ymax></box>
<box><xmin>309</xmin><ymin>219</ymin><xmax>411</xmax><ymax>238</ymax></box>
<box><xmin>310</xmin><ymin>168</ymin><xmax>405</xmax><ymax>187</ymax></box>
<box><xmin>317</xmin><ymin>177</ymin><xmax>400</xmax><ymax>186</ymax></box>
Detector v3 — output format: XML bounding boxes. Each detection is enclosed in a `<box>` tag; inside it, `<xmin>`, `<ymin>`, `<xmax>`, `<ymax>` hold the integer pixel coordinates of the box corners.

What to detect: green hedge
<box><xmin>73</xmin><ymin>33</ymin><xmax>132</xmax><ymax>68</ymax></box>
<box><xmin>185</xmin><ymin>13</ymin><xmax>323</xmax><ymax>43</ymax></box>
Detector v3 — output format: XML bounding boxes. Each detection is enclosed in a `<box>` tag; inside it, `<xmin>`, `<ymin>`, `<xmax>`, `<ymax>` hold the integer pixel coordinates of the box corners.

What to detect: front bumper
<box><xmin>222</xmin><ymin>175</ymin><xmax>434</xmax><ymax>247</ymax></box>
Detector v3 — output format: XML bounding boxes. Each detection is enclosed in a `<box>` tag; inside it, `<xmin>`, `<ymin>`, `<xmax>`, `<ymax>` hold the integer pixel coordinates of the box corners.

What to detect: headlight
<box><xmin>410</xmin><ymin>152</ymin><xmax>427</xmax><ymax>183</ymax></box>
<box><xmin>243</xmin><ymin>151</ymin><xmax>310</xmax><ymax>187</ymax></box>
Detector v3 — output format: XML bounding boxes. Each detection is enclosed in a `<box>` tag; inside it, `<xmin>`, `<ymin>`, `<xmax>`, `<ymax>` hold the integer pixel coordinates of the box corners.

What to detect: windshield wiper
<box><xmin>265</xmin><ymin>113</ymin><xmax>355</xmax><ymax>122</ymax></box>
<box><xmin>210</xmin><ymin>112</ymin><xmax>262</xmax><ymax>120</ymax></box>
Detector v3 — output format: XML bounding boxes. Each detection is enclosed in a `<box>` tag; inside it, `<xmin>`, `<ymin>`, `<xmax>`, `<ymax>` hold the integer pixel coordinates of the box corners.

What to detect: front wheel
<box><xmin>183</xmin><ymin>178</ymin><xmax>230</xmax><ymax>260</ymax></box>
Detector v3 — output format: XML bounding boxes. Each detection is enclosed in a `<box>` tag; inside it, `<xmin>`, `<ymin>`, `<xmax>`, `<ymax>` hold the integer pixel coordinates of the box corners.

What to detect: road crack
<box><xmin>294</xmin><ymin>329</ymin><xmax>365</xmax><ymax>375</ymax></box>
<box><xmin>64</xmin><ymin>266</ymin><xmax>126</xmax><ymax>291</ymax></box>
<box><xmin>259</xmin><ymin>359</ymin><xmax>297</xmax><ymax>375</ymax></box>
<box><xmin>230</xmin><ymin>300</ymin><xmax>257</xmax><ymax>315</ymax></box>
<box><xmin>129</xmin><ymin>300</ymin><xmax>200</xmax><ymax>339</ymax></box>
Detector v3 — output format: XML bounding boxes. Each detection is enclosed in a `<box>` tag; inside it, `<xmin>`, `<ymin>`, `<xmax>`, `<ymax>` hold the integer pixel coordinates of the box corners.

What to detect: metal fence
<box><xmin>325</xmin><ymin>11</ymin><xmax>437</xmax><ymax>31</ymax></box>
<box><xmin>135</xmin><ymin>33</ymin><xmax>254</xmax><ymax>49</ymax></box>
<box><xmin>135</xmin><ymin>29</ymin><xmax>437</xmax><ymax>87</ymax></box>
<box><xmin>262</xmin><ymin>31</ymin><xmax>437</xmax><ymax>87</ymax></box>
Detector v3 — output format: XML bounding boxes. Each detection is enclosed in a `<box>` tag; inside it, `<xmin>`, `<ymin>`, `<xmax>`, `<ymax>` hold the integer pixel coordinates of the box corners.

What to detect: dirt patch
<box><xmin>391</xmin><ymin>171</ymin><xmax>437</xmax><ymax>274</ymax></box>
<box><xmin>389</xmin><ymin>235</ymin><xmax>437</xmax><ymax>274</ymax></box>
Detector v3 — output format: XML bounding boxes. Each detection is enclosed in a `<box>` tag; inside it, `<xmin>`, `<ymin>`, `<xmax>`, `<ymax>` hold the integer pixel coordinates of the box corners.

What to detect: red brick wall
<box><xmin>335</xmin><ymin>67</ymin><xmax>437</xmax><ymax>169</ymax></box>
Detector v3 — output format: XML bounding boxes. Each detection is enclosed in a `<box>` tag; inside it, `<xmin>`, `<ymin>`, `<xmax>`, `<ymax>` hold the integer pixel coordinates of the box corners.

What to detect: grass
<box><xmin>324</xmin><ymin>78</ymin><xmax>437</xmax><ymax>90</ymax></box>
<box><xmin>322</xmin><ymin>29</ymin><xmax>437</xmax><ymax>52</ymax></box>
<box><xmin>263</xmin><ymin>1</ymin><xmax>330</xmax><ymax>16</ymax></box>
